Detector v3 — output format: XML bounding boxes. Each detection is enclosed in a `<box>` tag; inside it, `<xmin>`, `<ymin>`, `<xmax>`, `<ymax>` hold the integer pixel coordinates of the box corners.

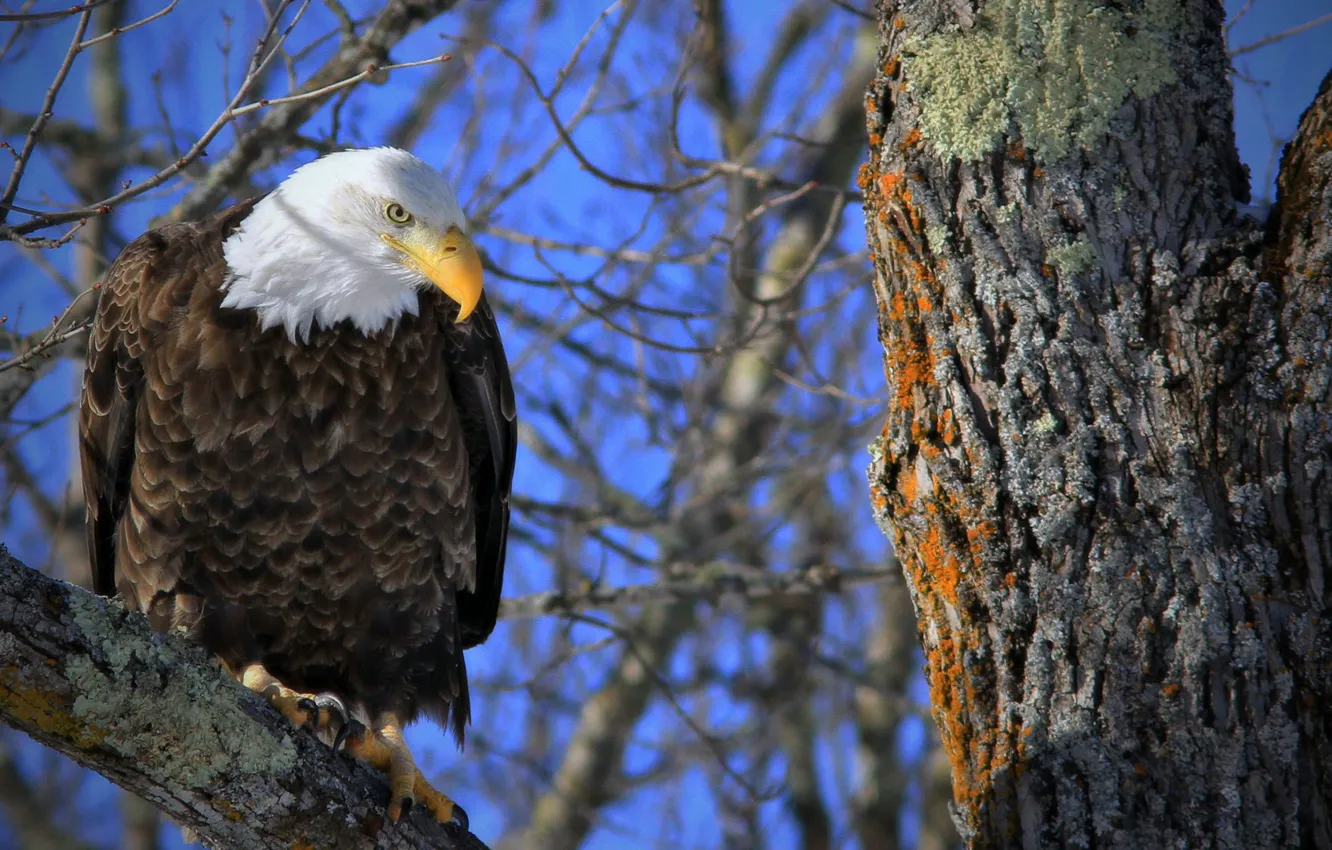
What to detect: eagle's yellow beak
<box><xmin>382</xmin><ymin>225</ymin><xmax>483</xmax><ymax>323</ymax></box>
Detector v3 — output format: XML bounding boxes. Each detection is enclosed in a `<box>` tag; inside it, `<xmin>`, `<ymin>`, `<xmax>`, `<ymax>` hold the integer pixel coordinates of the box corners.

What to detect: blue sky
<box><xmin>1</xmin><ymin>1</ymin><xmax>1330</xmax><ymax>848</ymax></box>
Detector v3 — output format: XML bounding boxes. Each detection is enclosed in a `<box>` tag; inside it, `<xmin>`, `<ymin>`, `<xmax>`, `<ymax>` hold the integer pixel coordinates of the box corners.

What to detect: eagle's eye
<box><xmin>384</xmin><ymin>202</ymin><xmax>413</xmax><ymax>225</ymax></box>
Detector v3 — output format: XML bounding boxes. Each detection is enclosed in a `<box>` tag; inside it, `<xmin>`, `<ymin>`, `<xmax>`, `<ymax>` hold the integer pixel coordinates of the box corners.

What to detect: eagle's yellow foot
<box><xmin>343</xmin><ymin>712</ymin><xmax>468</xmax><ymax>831</ymax></box>
<box><xmin>235</xmin><ymin>662</ymin><xmax>350</xmax><ymax>745</ymax></box>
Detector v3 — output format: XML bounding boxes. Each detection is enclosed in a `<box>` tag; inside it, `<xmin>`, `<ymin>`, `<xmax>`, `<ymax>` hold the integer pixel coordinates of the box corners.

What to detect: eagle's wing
<box><xmin>444</xmin><ymin>294</ymin><xmax>517</xmax><ymax>649</ymax></box>
<box><xmin>80</xmin><ymin>239</ymin><xmax>152</xmax><ymax>597</ymax></box>
<box><xmin>80</xmin><ymin>200</ymin><xmax>258</xmax><ymax>599</ymax></box>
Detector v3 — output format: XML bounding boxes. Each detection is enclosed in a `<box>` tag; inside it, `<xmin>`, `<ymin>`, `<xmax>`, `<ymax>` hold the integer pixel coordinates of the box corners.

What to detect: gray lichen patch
<box><xmin>1048</xmin><ymin>237</ymin><xmax>1098</xmax><ymax>276</ymax></box>
<box><xmin>903</xmin><ymin>0</ymin><xmax>1183</xmax><ymax>162</ymax></box>
<box><xmin>64</xmin><ymin>592</ymin><xmax>297</xmax><ymax>789</ymax></box>
<box><xmin>925</xmin><ymin>224</ymin><xmax>952</xmax><ymax>252</ymax></box>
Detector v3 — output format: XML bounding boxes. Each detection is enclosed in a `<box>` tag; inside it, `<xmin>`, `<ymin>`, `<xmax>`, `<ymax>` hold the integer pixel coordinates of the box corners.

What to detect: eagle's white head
<box><xmin>221</xmin><ymin>147</ymin><xmax>483</xmax><ymax>342</ymax></box>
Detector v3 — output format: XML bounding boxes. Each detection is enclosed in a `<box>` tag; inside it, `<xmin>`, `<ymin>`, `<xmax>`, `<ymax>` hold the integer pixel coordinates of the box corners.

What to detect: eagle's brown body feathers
<box><xmin>79</xmin><ymin>200</ymin><xmax>516</xmax><ymax>743</ymax></box>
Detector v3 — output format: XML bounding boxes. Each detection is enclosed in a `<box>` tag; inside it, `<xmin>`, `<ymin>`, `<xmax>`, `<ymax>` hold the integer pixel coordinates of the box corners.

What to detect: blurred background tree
<box><xmin>0</xmin><ymin>1</ymin><xmax>1327</xmax><ymax>848</ymax></box>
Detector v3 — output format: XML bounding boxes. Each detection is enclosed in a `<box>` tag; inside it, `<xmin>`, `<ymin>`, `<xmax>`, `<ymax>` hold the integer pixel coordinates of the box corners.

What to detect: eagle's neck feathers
<box><xmin>221</xmin><ymin>195</ymin><xmax>421</xmax><ymax>343</ymax></box>
<box><xmin>218</xmin><ymin>147</ymin><xmax>469</xmax><ymax>343</ymax></box>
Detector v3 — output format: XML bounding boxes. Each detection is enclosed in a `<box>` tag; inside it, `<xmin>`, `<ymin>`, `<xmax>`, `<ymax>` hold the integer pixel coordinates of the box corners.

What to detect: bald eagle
<box><xmin>78</xmin><ymin>147</ymin><xmax>516</xmax><ymax>829</ymax></box>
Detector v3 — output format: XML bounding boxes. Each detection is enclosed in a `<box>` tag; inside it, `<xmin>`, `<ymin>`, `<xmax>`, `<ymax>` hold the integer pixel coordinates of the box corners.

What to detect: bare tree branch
<box><xmin>170</xmin><ymin>0</ymin><xmax>464</xmax><ymax>224</ymax></box>
<box><xmin>1230</xmin><ymin>10</ymin><xmax>1332</xmax><ymax>56</ymax></box>
<box><xmin>499</xmin><ymin>563</ymin><xmax>899</xmax><ymax>619</ymax></box>
<box><xmin>507</xmin><ymin>22</ymin><xmax>879</xmax><ymax>847</ymax></box>
<box><xmin>0</xmin><ymin>1</ymin><xmax>112</xmax><ymax>24</ymax></box>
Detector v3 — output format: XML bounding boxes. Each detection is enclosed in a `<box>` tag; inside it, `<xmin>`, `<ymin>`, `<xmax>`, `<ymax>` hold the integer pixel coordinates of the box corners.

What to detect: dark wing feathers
<box><xmin>80</xmin><ymin>200</ymin><xmax>258</xmax><ymax>598</ymax></box>
<box><xmin>81</xmin><ymin>248</ymin><xmax>147</xmax><ymax>596</ymax></box>
<box><xmin>443</xmin><ymin>295</ymin><xmax>517</xmax><ymax>649</ymax></box>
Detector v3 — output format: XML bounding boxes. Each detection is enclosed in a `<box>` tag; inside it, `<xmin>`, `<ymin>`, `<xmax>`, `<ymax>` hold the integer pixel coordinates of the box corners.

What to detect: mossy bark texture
<box><xmin>863</xmin><ymin>1</ymin><xmax>1332</xmax><ymax>846</ymax></box>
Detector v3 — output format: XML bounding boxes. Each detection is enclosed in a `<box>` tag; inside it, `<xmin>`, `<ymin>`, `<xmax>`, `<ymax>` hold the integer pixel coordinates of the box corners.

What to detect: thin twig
<box><xmin>1231</xmin><ymin>11</ymin><xmax>1332</xmax><ymax>56</ymax></box>
<box><xmin>499</xmin><ymin>563</ymin><xmax>899</xmax><ymax>619</ymax></box>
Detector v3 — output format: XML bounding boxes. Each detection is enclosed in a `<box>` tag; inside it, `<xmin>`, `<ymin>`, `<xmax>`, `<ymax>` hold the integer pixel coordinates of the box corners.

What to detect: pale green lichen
<box><xmin>867</xmin><ymin>434</ymin><xmax>885</xmax><ymax>464</ymax></box>
<box><xmin>903</xmin><ymin>0</ymin><xmax>1183</xmax><ymax>162</ymax></box>
<box><xmin>994</xmin><ymin>202</ymin><xmax>1019</xmax><ymax>224</ymax></box>
<box><xmin>1031</xmin><ymin>411</ymin><xmax>1061</xmax><ymax>435</ymax></box>
<box><xmin>1048</xmin><ymin>237</ymin><xmax>1098</xmax><ymax>276</ymax></box>
<box><xmin>925</xmin><ymin>224</ymin><xmax>951</xmax><ymax>252</ymax></box>
<box><xmin>65</xmin><ymin>593</ymin><xmax>297</xmax><ymax>789</ymax></box>
<box><xmin>1112</xmin><ymin>184</ymin><xmax>1129</xmax><ymax>211</ymax></box>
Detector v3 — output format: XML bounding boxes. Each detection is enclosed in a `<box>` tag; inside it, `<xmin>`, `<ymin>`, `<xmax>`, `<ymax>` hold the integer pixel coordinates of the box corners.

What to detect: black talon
<box><xmin>302</xmin><ymin>693</ymin><xmax>348</xmax><ymax>747</ymax></box>
<box><xmin>399</xmin><ymin>797</ymin><xmax>414</xmax><ymax>819</ymax></box>
<box><xmin>313</xmin><ymin>693</ymin><xmax>347</xmax><ymax>725</ymax></box>
<box><xmin>336</xmin><ymin>717</ymin><xmax>366</xmax><ymax>752</ymax></box>
<box><xmin>332</xmin><ymin>721</ymin><xmax>352</xmax><ymax>752</ymax></box>
<box><xmin>451</xmin><ymin>802</ymin><xmax>469</xmax><ymax>832</ymax></box>
<box><xmin>296</xmin><ymin>697</ymin><xmax>320</xmax><ymax>730</ymax></box>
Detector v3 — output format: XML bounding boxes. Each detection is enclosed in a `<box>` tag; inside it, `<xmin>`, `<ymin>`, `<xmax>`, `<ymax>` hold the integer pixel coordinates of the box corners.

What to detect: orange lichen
<box><xmin>940</xmin><ymin>409</ymin><xmax>959</xmax><ymax>445</ymax></box>
<box><xmin>889</xmin><ymin>292</ymin><xmax>908</xmax><ymax>321</ymax></box>
<box><xmin>884</xmin><ymin>331</ymin><xmax>934</xmax><ymax>410</ymax></box>
<box><xmin>919</xmin><ymin>526</ymin><xmax>961</xmax><ymax>604</ymax></box>
<box><xmin>966</xmin><ymin>521</ymin><xmax>998</xmax><ymax>558</ymax></box>
<box><xmin>920</xmin><ymin>619</ymin><xmax>1023</xmax><ymax>830</ymax></box>
<box><xmin>898</xmin><ymin>468</ymin><xmax>919</xmax><ymax>503</ymax></box>
<box><xmin>883</xmin><ymin>56</ymin><xmax>900</xmax><ymax>76</ymax></box>
<box><xmin>856</xmin><ymin>162</ymin><xmax>873</xmax><ymax>191</ymax></box>
<box><xmin>879</xmin><ymin>171</ymin><xmax>904</xmax><ymax>197</ymax></box>
<box><xmin>1162</xmin><ymin>683</ymin><xmax>1182</xmax><ymax>698</ymax></box>
<box><xmin>1007</xmin><ymin>141</ymin><xmax>1026</xmax><ymax>161</ymax></box>
<box><xmin>869</xmin><ymin>132</ymin><xmax>882</xmax><ymax>147</ymax></box>
<box><xmin>864</xmin><ymin>111</ymin><xmax>1023</xmax><ymax>837</ymax></box>
<box><xmin>870</xmin><ymin>166</ymin><xmax>940</xmax><ymax>415</ymax></box>
<box><xmin>870</xmin><ymin>486</ymin><xmax>890</xmax><ymax>514</ymax></box>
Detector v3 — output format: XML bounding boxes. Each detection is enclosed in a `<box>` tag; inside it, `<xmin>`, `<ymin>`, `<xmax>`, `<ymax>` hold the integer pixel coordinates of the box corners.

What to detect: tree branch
<box><xmin>509</xmin><ymin>23</ymin><xmax>879</xmax><ymax>846</ymax></box>
<box><xmin>0</xmin><ymin>548</ymin><xmax>489</xmax><ymax>850</ymax></box>
<box><xmin>498</xmin><ymin>563</ymin><xmax>900</xmax><ymax>619</ymax></box>
<box><xmin>171</xmin><ymin>0</ymin><xmax>462</xmax><ymax>224</ymax></box>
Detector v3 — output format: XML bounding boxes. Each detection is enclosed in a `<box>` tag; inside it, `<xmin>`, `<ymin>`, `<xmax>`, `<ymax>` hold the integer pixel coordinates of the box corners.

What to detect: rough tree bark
<box><xmin>863</xmin><ymin>0</ymin><xmax>1332</xmax><ymax>847</ymax></box>
<box><xmin>0</xmin><ymin>548</ymin><xmax>485</xmax><ymax>850</ymax></box>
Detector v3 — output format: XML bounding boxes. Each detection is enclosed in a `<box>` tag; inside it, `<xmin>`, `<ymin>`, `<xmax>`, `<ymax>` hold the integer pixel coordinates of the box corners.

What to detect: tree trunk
<box><xmin>862</xmin><ymin>1</ymin><xmax>1332</xmax><ymax>847</ymax></box>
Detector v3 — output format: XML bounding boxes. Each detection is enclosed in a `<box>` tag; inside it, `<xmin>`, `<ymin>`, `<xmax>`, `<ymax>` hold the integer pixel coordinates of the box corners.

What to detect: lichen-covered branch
<box><xmin>0</xmin><ymin>548</ymin><xmax>486</xmax><ymax>850</ymax></box>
